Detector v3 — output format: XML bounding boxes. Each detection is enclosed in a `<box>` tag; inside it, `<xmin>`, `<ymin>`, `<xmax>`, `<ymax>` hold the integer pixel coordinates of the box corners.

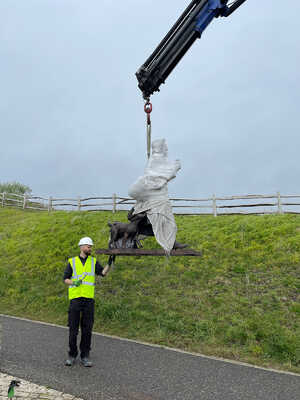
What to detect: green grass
<box><xmin>0</xmin><ymin>208</ymin><xmax>299</xmax><ymax>373</ymax></box>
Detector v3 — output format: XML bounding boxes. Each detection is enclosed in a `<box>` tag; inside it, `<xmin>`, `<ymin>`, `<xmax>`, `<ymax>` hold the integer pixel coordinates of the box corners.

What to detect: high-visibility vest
<box><xmin>68</xmin><ymin>256</ymin><xmax>96</xmax><ymax>300</ymax></box>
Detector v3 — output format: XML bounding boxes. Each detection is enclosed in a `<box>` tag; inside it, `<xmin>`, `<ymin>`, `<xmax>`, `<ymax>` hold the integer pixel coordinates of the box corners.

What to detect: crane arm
<box><xmin>136</xmin><ymin>0</ymin><xmax>248</xmax><ymax>99</ymax></box>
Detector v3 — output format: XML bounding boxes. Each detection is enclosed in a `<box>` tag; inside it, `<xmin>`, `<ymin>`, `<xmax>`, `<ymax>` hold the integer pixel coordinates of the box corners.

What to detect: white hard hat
<box><xmin>78</xmin><ymin>237</ymin><xmax>94</xmax><ymax>246</ymax></box>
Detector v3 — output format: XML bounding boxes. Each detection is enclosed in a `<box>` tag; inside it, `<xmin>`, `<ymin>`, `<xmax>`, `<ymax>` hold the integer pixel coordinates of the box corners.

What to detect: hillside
<box><xmin>0</xmin><ymin>208</ymin><xmax>299</xmax><ymax>373</ymax></box>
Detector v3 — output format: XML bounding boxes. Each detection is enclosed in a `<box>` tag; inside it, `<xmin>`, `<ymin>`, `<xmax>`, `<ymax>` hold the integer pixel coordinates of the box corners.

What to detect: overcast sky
<box><xmin>1</xmin><ymin>0</ymin><xmax>299</xmax><ymax>200</ymax></box>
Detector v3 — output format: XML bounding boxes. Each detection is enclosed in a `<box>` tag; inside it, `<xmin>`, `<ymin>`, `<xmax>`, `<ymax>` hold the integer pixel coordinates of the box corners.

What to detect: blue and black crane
<box><xmin>136</xmin><ymin>0</ymin><xmax>249</xmax><ymax>100</ymax></box>
<box><xmin>135</xmin><ymin>0</ymin><xmax>249</xmax><ymax>158</ymax></box>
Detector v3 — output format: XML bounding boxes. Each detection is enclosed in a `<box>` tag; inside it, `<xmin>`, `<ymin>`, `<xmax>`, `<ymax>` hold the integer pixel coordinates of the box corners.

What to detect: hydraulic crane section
<box><xmin>136</xmin><ymin>0</ymin><xmax>248</xmax><ymax>99</ymax></box>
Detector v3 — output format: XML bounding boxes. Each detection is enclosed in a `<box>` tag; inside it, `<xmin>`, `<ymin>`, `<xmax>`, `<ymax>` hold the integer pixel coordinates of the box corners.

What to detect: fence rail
<box><xmin>1</xmin><ymin>191</ymin><xmax>300</xmax><ymax>215</ymax></box>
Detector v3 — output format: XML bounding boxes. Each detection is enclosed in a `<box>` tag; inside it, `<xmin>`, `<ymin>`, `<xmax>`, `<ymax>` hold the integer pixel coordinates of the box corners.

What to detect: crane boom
<box><xmin>136</xmin><ymin>0</ymin><xmax>248</xmax><ymax>99</ymax></box>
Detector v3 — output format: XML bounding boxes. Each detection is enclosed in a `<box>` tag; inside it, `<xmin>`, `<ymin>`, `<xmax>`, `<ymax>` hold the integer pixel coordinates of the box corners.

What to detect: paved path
<box><xmin>0</xmin><ymin>372</ymin><xmax>83</xmax><ymax>400</ymax></box>
<box><xmin>0</xmin><ymin>315</ymin><xmax>299</xmax><ymax>400</ymax></box>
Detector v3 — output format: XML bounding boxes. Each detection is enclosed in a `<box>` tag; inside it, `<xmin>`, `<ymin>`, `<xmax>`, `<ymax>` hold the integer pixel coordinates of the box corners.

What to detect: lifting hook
<box><xmin>144</xmin><ymin>100</ymin><xmax>152</xmax><ymax>159</ymax></box>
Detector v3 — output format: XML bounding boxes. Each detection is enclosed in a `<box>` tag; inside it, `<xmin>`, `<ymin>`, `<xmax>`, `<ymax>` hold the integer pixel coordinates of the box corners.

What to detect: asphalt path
<box><xmin>0</xmin><ymin>314</ymin><xmax>299</xmax><ymax>400</ymax></box>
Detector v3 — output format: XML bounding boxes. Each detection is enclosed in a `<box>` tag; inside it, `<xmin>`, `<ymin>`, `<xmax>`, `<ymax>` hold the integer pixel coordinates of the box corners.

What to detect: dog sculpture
<box><xmin>108</xmin><ymin>212</ymin><xmax>147</xmax><ymax>249</ymax></box>
<box><xmin>127</xmin><ymin>207</ymin><xmax>189</xmax><ymax>250</ymax></box>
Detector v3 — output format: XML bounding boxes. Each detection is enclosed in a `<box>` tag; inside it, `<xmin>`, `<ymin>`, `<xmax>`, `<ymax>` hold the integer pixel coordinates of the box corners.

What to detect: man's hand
<box><xmin>102</xmin><ymin>256</ymin><xmax>115</xmax><ymax>276</ymax></box>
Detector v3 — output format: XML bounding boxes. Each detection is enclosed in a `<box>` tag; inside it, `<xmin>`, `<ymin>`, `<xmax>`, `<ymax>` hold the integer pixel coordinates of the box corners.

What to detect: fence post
<box><xmin>212</xmin><ymin>194</ymin><xmax>217</xmax><ymax>217</ymax></box>
<box><xmin>23</xmin><ymin>194</ymin><xmax>27</xmax><ymax>210</ymax></box>
<box><xmin>2</xmin><ymin>192</ymin><xmax>5</xmax><ymax>208</ymax></box>
<box><xmin>48</xmin><ymin>196</ymin><xmax>52</xmax><ymax>213</ymax></box>
<box><xmin>112</xmin><ymin>193</ymin><xmax>117</xmax><ymax>213</ymax></box>
<box><xmin>77</xmin><ymin>196</ymin><xmax>81</xmax><ymax>211</ymax></box>
<box><xmin>277</xmin><ymin>191</ymin><xmax>283</xmax><ymax>214</ymax></box>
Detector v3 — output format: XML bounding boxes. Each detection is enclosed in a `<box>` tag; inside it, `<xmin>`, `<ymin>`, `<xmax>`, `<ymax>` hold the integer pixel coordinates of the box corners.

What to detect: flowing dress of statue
<box><xmin>128</xmin><ymin>139</ymin><xmax>181</xmax><ymax>254</ymax></box>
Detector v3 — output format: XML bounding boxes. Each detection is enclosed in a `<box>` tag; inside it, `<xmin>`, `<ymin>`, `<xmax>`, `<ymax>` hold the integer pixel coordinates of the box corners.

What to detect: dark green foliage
<box><xmin>0</xmin><ymin>209</ymin><xmax>299</xmax><ymax>372</ymax></box>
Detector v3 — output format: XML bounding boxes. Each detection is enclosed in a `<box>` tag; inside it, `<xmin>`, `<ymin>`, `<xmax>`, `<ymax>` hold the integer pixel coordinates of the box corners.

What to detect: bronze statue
<box><xmin>108</xmin><ymin>212</ymin><xmax>147</xmax><ymax>249</ymax></box>
<box><xmin>108</xmin><ymin>139</ymin><xmax>187</xmax><ymax>252</ymax></box>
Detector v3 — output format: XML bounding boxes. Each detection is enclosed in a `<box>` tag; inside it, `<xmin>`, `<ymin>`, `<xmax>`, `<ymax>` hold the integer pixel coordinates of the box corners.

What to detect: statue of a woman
<box><xmin>128</xmin><ymin>139</ymin><xmax>181</xmax><ymax>254</ymax></box>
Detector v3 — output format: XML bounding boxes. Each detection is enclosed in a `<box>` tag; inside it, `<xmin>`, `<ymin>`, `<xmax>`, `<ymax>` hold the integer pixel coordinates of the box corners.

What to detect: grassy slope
<box><xmin>0</xmin><ymin>208</ymin><xmax>299</xmax><ymax>373</ymax></box>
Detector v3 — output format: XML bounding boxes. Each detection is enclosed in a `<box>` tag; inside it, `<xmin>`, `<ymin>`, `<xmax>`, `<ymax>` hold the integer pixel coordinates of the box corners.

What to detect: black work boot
<box><xmin>65</xmin><ymin>356</ymin><xmax>76</xmax><ymax>366</ymax></box>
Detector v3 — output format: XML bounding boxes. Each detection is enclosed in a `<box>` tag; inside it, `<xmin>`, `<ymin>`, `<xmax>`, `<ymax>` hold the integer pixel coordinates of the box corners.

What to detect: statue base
<box><xmin>96</xmin><ymin>248</ymin><xmax>202</xmax><ymax>257</ymax></box>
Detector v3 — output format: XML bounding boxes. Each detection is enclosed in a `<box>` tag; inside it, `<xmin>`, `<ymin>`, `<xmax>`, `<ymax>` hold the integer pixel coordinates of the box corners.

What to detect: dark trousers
<box><xmin>68</xmin><ymin>297</ymin><xmax>94</xmax><ymax>358</ymax></box>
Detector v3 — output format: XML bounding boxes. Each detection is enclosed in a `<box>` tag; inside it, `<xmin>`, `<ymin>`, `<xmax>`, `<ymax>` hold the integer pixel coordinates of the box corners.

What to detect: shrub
<box><xmin>0</xmin><ymin>181</ymin><xmax>32</xmax><ymax>195</ymax></box>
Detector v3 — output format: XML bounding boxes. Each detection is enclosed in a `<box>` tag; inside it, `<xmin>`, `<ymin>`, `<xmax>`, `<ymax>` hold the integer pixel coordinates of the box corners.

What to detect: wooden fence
<box><xmin>1</xmin><ymin>191</ymin><xmax>300</xmax><ymax>215</ymax></box>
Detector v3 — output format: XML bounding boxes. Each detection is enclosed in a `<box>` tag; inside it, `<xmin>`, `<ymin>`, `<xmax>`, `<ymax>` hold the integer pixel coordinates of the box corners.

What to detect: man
<box><xmin>64</xmin><ymin>236</ymin><xmax>112</xmax><ymax>367</ymax></box>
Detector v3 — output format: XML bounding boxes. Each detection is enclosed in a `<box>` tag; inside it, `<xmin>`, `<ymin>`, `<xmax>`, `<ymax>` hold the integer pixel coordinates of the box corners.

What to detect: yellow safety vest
<box><xmin>68</xmin><ymin>256</ymin><xmax>96</xmax><ymax>300</ymax></box>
